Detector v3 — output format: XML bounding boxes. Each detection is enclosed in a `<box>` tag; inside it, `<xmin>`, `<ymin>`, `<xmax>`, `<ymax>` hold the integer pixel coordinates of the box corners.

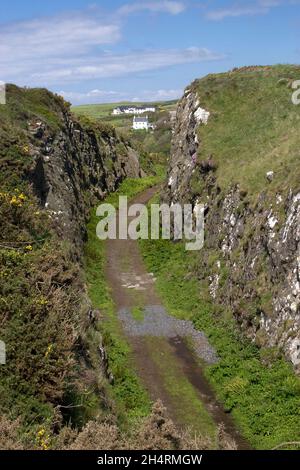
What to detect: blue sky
<box><xmin>0</xmin><ymin>0</ymin><xmax>299</xmax><ymax>104</ymax></box>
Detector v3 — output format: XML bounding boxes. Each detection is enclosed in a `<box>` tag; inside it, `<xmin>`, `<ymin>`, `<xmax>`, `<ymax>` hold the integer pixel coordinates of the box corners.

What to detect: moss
<box><xmin>259</xmin><ymin>292</ymin><xmax>274</xmax><ymax>317</ymax></box>
<box><xmin>131</xmin><ymin>307</ymin><xmax>145</xmax><ymax>322</ymax></box>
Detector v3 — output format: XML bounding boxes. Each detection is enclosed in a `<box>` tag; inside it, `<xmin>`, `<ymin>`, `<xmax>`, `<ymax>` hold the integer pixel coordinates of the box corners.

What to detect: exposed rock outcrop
<box><xmin>29</xmin><ymin>111</ymin><xmax>140</xmax><ymax>253</ymax></box>
<box><xmin>165</xmin><ymin>72</ymin><xmax>300</xmax><ymax>370</ymax></box>
<box><xmin>164</xmin><ymin>88</ymin><xmax>210</xmax><ymax>204</ymax></box>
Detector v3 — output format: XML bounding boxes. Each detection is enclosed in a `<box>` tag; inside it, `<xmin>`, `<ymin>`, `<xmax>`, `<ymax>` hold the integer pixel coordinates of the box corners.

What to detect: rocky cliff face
<box><xmin>29</xmin><ymin>108</ymin><xmax>140</xmax><ymax>253</ymax></box>
<box><xmin>165</xmin><ymin>67</ymin><xmax>300</xmax><ymax>370</ymax></box>
<box><xmin>164</xmin><ymin>87</ymin><xmax>209</xmax><ymax>204</ymax></box>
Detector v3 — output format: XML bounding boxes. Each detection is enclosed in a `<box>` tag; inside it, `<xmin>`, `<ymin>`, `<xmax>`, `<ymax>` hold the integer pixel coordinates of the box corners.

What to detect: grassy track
<box><xmin>84</xmin><ymin>176</ymin><xmax>162</xmax><ymax>426</ymax></box>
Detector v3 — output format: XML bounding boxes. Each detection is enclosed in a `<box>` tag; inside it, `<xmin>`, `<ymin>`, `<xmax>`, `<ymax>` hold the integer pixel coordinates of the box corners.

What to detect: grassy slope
<box><xmin>192</xmin><ymin>65</ymin><xmax>300</xmax><ymax>197</ymax></box>
<box><xmin>0</xmin><ymin>85</ymin><xmax>66</xmax><ymax>190</ymax></box>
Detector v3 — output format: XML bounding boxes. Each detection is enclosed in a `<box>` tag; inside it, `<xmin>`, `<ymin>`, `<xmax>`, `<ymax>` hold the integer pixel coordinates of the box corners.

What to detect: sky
<box><xmin>0</xmin><ymin>0</ymin><xmax>299</xmax><ymax>104</ymax></box>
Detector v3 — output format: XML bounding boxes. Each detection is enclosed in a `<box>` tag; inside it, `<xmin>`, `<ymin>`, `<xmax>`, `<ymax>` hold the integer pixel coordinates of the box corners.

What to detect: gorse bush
<box><xmin>0</xmin><ymin>401</ymin><xmax>235</xmax><ymax>450</ymax></box>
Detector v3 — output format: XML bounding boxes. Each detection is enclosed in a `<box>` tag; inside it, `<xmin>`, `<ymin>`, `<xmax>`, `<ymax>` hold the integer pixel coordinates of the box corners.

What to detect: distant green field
<box><xmin>72</xmin><ymin>100</ymin><xmax>177</xmax><ymax>117</ymax></box>
<box><xmin>72</xmin><ymin>100</ymin><xmax>178</xmax><ymax>132</ymax></box>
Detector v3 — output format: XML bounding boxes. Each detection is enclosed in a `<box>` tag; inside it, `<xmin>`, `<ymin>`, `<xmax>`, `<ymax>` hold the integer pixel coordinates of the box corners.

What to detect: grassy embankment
<box><xmin>0</xmin><ymin>86</ymin><xmax>78</xmax><ymax>430</ymax></box>
<box><xmin>190</xmin><ymin>64</ymin><xmax>300</xmax><ymax>198</ymax></box>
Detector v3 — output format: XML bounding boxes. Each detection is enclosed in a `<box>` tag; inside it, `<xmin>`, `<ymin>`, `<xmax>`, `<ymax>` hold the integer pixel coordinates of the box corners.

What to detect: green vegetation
<box><xmin>0</xmin><ymin>188</ymin><xmax>88</xmax><ymax>440</ymax></box>
<box><xmin>131</xmin><ymin>307</ymin><xmax>145</xmax><ymax>322</ymax></box>
<box><xmin>140</xmin><ymin>237</ymin><xmax>300</xmax><ymax>449</ymax></box>
<box><xmin>72</xmin><ymin>100</ymin><xmax>177</xmax><ymax>131</ymax></box>
<box><xmin>192</xmin><ymin>65</ymin><xmax>300</xmax><ymax>197</ymax></box>
<box><xmin>0</xmin><ymin>85</ymin><xmax>68</xmax><ymax>190</ymax></box>
<box><xmin>0</xmin><ymin>84</ymin><xmax>68</xmax><ymax>134</ymax></box>
<box><xmin>104</xmin><ymin>174</ymin><xmax>163</xmax><ymax>207</ymax></box>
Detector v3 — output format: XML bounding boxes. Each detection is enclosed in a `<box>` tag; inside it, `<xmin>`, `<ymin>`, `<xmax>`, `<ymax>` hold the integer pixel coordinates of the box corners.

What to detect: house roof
<box><xmin>115</xmin><ymin>105</ymin><xmax>155</xmax><ymax>111</ymax></box>
<box><xmin>133</xmin><ymin>116</ymin><xmax>148</xmax><ymax>122</ymax></box>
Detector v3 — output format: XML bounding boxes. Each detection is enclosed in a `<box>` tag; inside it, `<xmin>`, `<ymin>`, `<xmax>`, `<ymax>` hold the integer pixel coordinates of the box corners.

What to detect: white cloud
<box><xmin>132</xmin><ymin>88</ymin><xmax>183</xmax><ymax>102</ymax></box>
<box><xmin>118</xmin><ymin>1</ymin><xmax>186</xmax><ymax>16</ymax></box>
<box><xmin>59</xmin><ymin>89</ymin><xmax>126</xmax><ymax>103</ymax></box>
<box><xmin>206</xmin><ymin>0</ymin><xmax>284</xmax><ymax>21</ymax></box>
<box><xmin>0</xmin><ymin>7</ymin><xmax>223</xmax><ymax>87</ymax></box>
<box><xmin>0</xmin><ymin>11</ymin><xmax>122</xmax><ymax>83</ymax></box>
<box><xmin>59</xmin><ymin>88</ymin><xmax>183</xmax><ymax>105</ymax></box>
<box><xmin>0</xmin><ymin>12</ymin><xmax>121</xmax><ymax>85</ymax></box>
<box><xmin>0</xmin><ymin>13</ymin><xmax>120</xmax><ymax>60</ymax></box>
<box><xmin>9</xmin><ymin>47</ymin><xmax>223</xmax><ymax>85</ymax></box>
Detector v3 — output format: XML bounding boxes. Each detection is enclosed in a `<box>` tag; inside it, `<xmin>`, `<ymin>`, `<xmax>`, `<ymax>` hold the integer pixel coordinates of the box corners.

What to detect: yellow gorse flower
<box><xmin>34</xmin><ymin>297</ymin><xmax>48</xmax><ymax>307</ymax></box>
<box><xmin>40</xmin><ymin>440</ymin><xmax>49</xmax><ymax>450</ymax></box>
<box><xmin>10</xmin><ymin>193</ymin><xmax>27</xmax><ymax>207</ymax></box>
<box><xmin>36</xmin><ymin>428</ymin><xmax>50</xmax><ymax>450</ymax></box>
<box><xmin>10</xmin><ymin>196</ymin><xmax>19</xmax><ymax>205</ymax></box>
<box><xmin>45</xmin><ymin>344</ymin><xmax>53</xmax><ymax>358</ymax></box>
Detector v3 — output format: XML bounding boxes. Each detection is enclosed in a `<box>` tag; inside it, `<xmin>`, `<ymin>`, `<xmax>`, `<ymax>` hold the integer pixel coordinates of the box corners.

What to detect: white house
<box><xmin>132</xmin><ymin>116</ymin><xmax>149</xmax><ymax>130</ymax></box>
<box><xmin>113</xmin><ymin>105</ymin><xmax>156</xmax><ymax>116</ymax></box>
<box><xmin>135</xmin><ymin>106</ymin><xmax>156</xmax><ymax>114</ymax></box>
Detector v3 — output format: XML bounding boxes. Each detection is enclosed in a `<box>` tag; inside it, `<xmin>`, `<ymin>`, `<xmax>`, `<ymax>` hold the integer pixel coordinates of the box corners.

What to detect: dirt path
<box><xmin>105</xmin><ymin>185</ymin><xmax>249</xmax><ymax>449</ymax></box>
